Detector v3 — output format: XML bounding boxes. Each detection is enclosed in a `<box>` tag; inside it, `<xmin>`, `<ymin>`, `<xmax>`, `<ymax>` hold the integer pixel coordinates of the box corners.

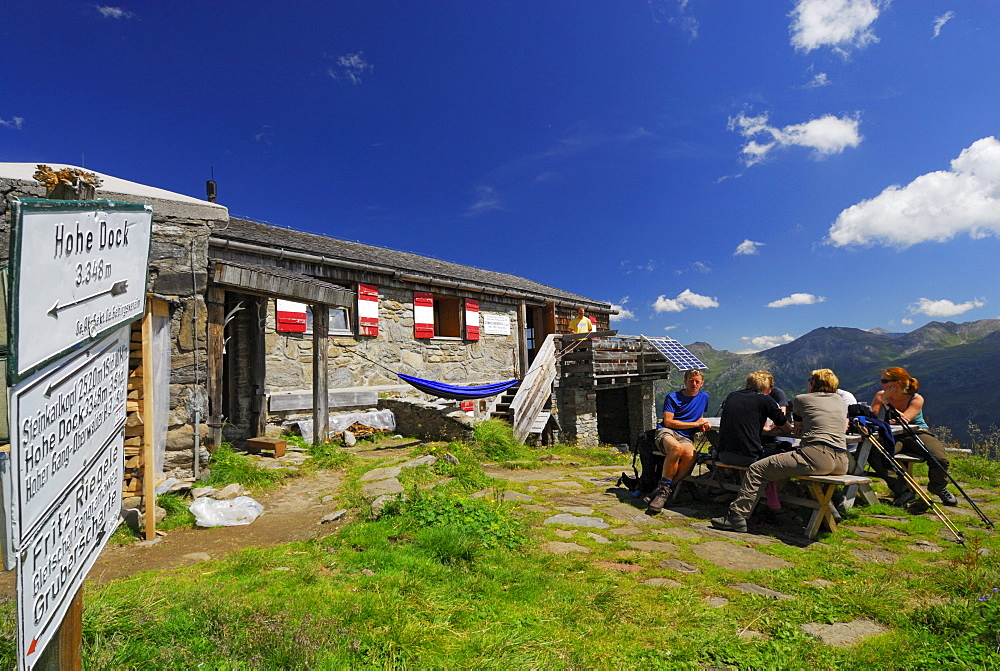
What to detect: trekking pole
<box><xmin>885</xmin><ymin>404</ymin><xmax>995</xmax><ymax>529</ymax></box>
<box><xmin>854</xmin><ymin>420</ymin><xmax>965</xmax><ymax>544</ymax></box>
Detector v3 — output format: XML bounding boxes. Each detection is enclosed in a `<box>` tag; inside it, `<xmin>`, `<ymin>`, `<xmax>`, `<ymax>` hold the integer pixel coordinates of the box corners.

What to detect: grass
<box><xmin>3</xmin><ymin>444</ymin><xmax>999</xmax><ymax>668</ymax></box>
<box><xmin>207</xmin><ymin>442</ymin><xmax>293</xmax><ymax>490</ymax></box>
<box><xmin>46</xmin><ymin>503</ymin><xmax>999</xmax><ymax>669</ymax></box>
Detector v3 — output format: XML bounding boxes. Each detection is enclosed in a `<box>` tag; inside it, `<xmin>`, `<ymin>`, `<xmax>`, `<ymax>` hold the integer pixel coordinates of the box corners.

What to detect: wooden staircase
<box><xmin>490</xmin><ymin>333</ymin><xmax>559</xmax><ymax>443</ymax></box>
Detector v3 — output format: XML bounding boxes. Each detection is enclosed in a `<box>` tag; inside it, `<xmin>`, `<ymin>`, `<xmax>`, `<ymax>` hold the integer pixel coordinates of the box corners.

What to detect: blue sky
<box><xmin>3</xmin><ymin>1</ymin><xmax>999</xmax><ymax>353</ymax></box>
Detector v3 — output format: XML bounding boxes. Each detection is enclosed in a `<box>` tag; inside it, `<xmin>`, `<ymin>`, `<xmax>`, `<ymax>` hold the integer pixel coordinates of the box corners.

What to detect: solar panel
<box><xmin>641</xmin><ymin>336</ymin><xmax>707</xmax><ymax>371</ymax></box>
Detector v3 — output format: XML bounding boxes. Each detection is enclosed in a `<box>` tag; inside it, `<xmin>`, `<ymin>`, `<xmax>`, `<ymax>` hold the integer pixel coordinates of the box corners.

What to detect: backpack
<box><xmin>617</xmin><ymin>429</ymin><xmax>663</xmax><ymax>494</ymax></box>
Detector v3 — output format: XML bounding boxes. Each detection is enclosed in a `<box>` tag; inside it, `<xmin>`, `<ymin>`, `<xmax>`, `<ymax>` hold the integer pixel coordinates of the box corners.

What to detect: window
<box><xmin>275</xmin><ymin>295</ymin><xmax>355</xmax><ymax>337</ymax></box>
<box><xmin>306</xmin><ymin>305</ymin><xmax>352</xmax><ymax>335</ymax></box>
<box><xmin>413</xmin><ymin>292</ymin><xmax>479</xmax><ymax>340</ymax></box>
<box><xmin>433</xmin><ymin>295</ymin><xmax>461</xmax><ymax>337</ymax></box>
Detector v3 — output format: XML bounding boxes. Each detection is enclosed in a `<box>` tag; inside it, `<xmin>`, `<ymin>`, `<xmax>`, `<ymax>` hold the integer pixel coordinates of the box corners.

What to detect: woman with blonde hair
<box><xmin>870</xmin><ymin>366</ymin><xmax>957</xmax><ymax>508</ymax></box>
<box><xmin>711</xmin><ymin>368</ymin><xmax>849</xmax><ymax>533</ymax></box>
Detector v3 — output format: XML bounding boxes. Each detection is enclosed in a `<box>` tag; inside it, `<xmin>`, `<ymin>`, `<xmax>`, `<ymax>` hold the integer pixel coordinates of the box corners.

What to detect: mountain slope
<box><xmin>673</xmin><ymin>319</ymin><xmax>1000</xmax><ymax>441</ymax></box>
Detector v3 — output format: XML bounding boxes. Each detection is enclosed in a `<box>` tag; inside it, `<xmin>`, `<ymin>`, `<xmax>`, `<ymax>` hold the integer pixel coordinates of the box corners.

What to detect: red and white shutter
<box><xmin>413</xmin><ymin>291</ymin><xmax>435</xmax><ymax>338</ymax></box>
<box><xmin>358</xmin><ymin>283</ymin><xmax>379</xmax><ymax>336</ymax></box>
<box><xmin>464</xmin><ymin>298</ymin><xmax>480</xmax><ymax>341</ymax></box>
<box><xmin>276</xmin><ymin>299</ymin><xmax>307</xmax><ymax>333</ymax></box>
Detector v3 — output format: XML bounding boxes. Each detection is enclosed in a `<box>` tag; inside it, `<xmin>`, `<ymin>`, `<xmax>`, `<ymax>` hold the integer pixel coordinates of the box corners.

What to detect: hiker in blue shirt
<box><xmin>646</xmin><ymin>369</ymin><xmax>711</xmax><ymax>514</ymax></box>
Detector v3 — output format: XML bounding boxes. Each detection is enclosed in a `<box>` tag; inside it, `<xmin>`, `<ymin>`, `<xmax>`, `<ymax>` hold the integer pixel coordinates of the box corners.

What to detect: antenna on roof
<box><xmin>206</xmin><ymin>166</ymin><xmax>217</xmax><ymax>203</ymax></box>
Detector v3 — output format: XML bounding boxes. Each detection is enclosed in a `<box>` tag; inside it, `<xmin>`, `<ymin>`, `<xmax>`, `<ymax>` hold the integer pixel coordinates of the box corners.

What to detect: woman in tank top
<box><xmin>869</xmin><ymin>366</ymin><xmax>957</xmax><ymax>508</ymax></box>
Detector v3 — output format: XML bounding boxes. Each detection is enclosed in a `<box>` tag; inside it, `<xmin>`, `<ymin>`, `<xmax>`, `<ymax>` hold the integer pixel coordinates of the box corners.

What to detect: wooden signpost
<box><xmin>2</xmin><ymin>198</ymin><xmax>152</xmax><ymax>670</ymax></box>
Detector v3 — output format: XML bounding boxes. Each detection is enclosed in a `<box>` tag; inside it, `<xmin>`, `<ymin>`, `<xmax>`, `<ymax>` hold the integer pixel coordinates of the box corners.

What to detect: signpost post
<box><xmin>2</xmin><ymin>198</ymin><xmax>152</xmax><ymax>670</ymax></box>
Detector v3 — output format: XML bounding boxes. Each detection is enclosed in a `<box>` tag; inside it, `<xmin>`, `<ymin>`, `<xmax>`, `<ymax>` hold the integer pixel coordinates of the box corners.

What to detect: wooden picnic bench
<box><xmin>685</xmin><ymin>460</ymin><xmax>871</xmax><ymax>540</ymax></box>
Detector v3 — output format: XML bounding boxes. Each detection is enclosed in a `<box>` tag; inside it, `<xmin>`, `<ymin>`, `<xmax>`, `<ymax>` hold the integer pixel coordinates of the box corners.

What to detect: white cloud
<box><xmin>464</xmin><ymin>185</ymin><xmax>504</xmax><ymax>217</ymax></box>
<box><xmin>728</xmin><ymin>111</ymin><xmax>862</xmax><ymax>167</ymax></box>
<box><xmin>804</xmin><ymin>72</ymin><xmax>831</xmax><ymax>88</ymax></box>
<box><xmin>621</xmin><ymin>259</ymin><xmax>657</xmax><ymax>274</ymax></box>
<box><xmin>767</xmin><ymin>293</ymin><xmax>826</xmax><ymax>308</ymax></box>
<box><xmin>734</xmin><ymin>239</ymin><xmax>764</xmax><ymax>256</ymax></box>
<box><xmin>673</xmin><ymin>260</ymin><xmax>711</xmax><ymax>274</ymax></box>
<box><xmin>789</xmin><ymin>0</ymin><xmax>881</xmax><ymax>54</ymax></box>
<box><xmin>663</xmin><ymin>324</ymin><xmax>678</xmax><ymax>332</ymax></box>
<box><xmin>739</xmin><ymin>333</ymin><xmax>796</xmax><ymax>353</ymax></box>
<box><xmin>253</xmin><ymin>125</ymin><xmax>274</xmax><ymax>144</ymax></box>
<box><xmin>328</xmin><ymin>52</ymin><xmax>373</xmax><ymax>84</ymax></box>
<box><xmin>653</xmin><ymin>289</ymin><xmax>719</xmax><ymax>313</ymax></box>
<box><xmin>96</xmin><ymin>5</ymin><xmax>134</xmax><ymax>19</ymax></box>
<box><xmin>648</xmin><ymin>0</ymin><xmax>699</xmax><ymax>40</ymax></box>
<box><xmin>933</xmin><ymin>11</ymin><xmax>955</xmax><ymax>38</ymax></box>
<box><xmin>0</xmin><ymin>116</ymin><xmax>24</xmax><ymax>130</ymax></box>
<box><xmin>827</xmin><ymin>137</ymin><xmax>1000</xmax><ymax>247</ymax></box>
<box><xmin>909</xmin><ymin>297</ymin><xmax>985</xmax><ymax>318</ymax></box>
<box><xmin>901</xmin><ymin>317</ymin><xmax>914</xmax><ymax>325</ymax></box>
<box><xmin>609</xmin><ymin>297</ymin><xmax>636</xmax><ymax>322</ymax></box>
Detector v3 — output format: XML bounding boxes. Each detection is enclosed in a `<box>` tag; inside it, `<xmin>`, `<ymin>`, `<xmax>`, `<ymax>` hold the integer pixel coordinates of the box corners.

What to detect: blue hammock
<box><xmin>396</xmin><ymin>373</ymin><xmax>520</xmax><ymax>401</ymax></box>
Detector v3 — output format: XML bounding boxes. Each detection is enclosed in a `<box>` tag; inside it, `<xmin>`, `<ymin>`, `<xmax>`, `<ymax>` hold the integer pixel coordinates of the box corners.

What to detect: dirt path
<box><xmin>85</xmin><ymin>468</ymin><xmax>347</xmax><ymax>583</ymax></box>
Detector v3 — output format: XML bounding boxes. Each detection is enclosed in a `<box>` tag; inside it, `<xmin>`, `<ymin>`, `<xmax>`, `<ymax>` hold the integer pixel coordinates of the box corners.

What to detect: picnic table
<box><xmin>683</xmin><ymin>417</ymin><xmax>917</xmax><ymax>537</ymax></box>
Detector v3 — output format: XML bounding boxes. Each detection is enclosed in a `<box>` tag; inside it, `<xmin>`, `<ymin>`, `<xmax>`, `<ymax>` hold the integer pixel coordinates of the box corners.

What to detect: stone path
<box><xmin>370</xmin><ymin>457</ymin><xmax>987</xmax><ymax>650</ymax></box>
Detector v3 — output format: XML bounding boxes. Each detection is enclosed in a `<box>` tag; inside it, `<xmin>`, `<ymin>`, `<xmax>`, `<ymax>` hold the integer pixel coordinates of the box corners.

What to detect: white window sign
<box><xmin>483</xmin><ymin>314</ymin><xmax>511</xmax><ymax>335</ymax></box>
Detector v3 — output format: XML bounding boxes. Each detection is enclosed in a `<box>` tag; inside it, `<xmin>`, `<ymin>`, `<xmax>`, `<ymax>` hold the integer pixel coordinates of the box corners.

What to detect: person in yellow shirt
<box><xmin>569</xmin><ymin>306</ymin><xmax>595</xmax><ymax>333</ymax></box>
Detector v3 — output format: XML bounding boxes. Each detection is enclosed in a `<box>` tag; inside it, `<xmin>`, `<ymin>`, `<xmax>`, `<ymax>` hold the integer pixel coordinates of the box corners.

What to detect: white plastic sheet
<box><xmin>190</xmin><ymin>496</ymin><xmax>264</xmax><ymax>527</ymax></box>
<box><xmin>288</xmin><ymin>409</ymin><xmax>396</xmax><ymax>441</ymax></box>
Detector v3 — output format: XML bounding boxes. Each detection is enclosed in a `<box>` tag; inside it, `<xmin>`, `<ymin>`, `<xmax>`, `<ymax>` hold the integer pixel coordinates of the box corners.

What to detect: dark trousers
<box><xmin>868</xmin><ymin>429</ymin><xmax>950</xmax><ymax>494</ymax></box>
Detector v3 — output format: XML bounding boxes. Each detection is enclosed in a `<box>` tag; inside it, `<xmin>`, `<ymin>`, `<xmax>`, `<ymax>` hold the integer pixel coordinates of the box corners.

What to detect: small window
<box><xmin>432</xmin><ymin>295</ymin><xmax>462</xmax><ymax>338</ymax></box>
<box><xmin>306</xmin><ymin>305</ymin><xmax>353</xmax><ymax>336</ymax></box>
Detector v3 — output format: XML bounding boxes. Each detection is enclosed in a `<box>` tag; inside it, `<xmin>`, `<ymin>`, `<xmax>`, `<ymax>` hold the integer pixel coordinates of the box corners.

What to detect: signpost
<box><xmin>15</xmin><ymin>436</ymin><xmax>122</xmax><ymax>663</ymax></box>
<box><xmin>2</xmin><ymin>198</ymin><xmax>153</xmax><ymax>670</ymax></box>
<box><xmin>3</xmin><ymin>327</ymin><xmax>130</xmax><ymax>567</ymax></box>
<box><xmin>6</xmin><ymin>199</ymin><xmax>152</xmax><ymax>381</ymax></box>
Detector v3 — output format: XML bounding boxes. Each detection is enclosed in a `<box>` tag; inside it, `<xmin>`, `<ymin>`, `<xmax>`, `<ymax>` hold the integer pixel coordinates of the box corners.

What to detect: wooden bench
<box><xmin>685</xmin><ymin>460</ymin><xmax>871</xmax><ymax>540</ymax></box>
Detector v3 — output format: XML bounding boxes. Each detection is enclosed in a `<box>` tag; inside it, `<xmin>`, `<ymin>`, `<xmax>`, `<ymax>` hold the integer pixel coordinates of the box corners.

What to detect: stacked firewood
<box><xmin>122</xmin><ymin>324</ymin><xmax>146</xmax><ymax>498</ymax></box>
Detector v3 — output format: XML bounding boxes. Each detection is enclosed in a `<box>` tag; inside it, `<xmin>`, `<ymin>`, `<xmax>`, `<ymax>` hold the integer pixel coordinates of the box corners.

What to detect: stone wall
<box><xmin>1</xmin><ymin>174</ymin><xmax>228</xmax><ymax>478</ymax></box>
<box><xmin>377</xmin><ymin>398</ymin><xmax>475</xmax><ymax>443</ymax></box>
<box><xmin>261</xmin><ymin>285</ymin><xmax>522</xmax><ymax>425</ymax></box>
<box><xmin>558</xmin><ymin>387</ymin><xmax>600</xmax><ymax>447</ymax></box>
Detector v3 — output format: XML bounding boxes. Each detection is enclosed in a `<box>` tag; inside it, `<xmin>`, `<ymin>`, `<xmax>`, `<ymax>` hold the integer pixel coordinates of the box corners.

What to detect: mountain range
<box><xmin>655</xmin><ymin>318</ymin><xmax>1000</xmax><ymax>443</ymax></box>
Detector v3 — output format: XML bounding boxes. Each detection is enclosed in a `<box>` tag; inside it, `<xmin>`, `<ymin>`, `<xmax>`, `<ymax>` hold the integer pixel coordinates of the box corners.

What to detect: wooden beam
<box><xmin>269</xmin><ymin>390</ymin><xmax>378</xmax><ymax>411</ymax></box>
<box><xmin>206</xmin><ymin>287</ymin><xmax>225</xmax><ymax>453</ymax></box>
<box><xmin>518</xmin><ymin>301</ymin><xmax>529</xmax><ymax>378</ymax></box>
<box><xmin>35</xmin><ymin>587</ymin><xmax>82</xmax><ymax>670</ymax></box>
<box><xmin>312</xmin><ymin>304</ymin><xmax>329</xmax><ymax>444</ymax></box>
<box><xmin>141</xmin><ymin>304</ymin><xmax>157</xmax><ymax>541</ymax></box>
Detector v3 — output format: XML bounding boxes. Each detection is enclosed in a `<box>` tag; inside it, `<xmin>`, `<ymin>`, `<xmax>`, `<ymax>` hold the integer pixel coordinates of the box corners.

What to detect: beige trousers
<box><xmin>730</xmin><ymin>443</ymin><xmax>848</xmax><ymax>517</ymax></box>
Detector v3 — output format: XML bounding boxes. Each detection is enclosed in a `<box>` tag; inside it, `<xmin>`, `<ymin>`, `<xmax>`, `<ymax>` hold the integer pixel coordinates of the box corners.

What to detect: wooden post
<box><xmin>35</xmin><ymin>587</ymin><xmax>82</xmax><ymax>670</ymax></box>
<box><xmin>141</xmin><ymin>303</ymin><xmax>158</xmax><ymax>541</ymax></box>
<box><xmin>312</xmin><ymin>304</ymin><xmax>329</xmax><ymax>445</ymax></box>
<box><xmin>518</xmin><ymin>301</ymin><xmax>529</xmax><ymax>378</ymax></box>
<box><xmin>206</xmin><ymin>287</ymin><xmax>225</xmax><ymax>453</ymax></box>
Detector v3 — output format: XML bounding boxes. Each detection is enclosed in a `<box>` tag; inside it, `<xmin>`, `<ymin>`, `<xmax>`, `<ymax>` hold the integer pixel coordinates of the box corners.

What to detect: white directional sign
<box><xmin>16</xmin><ymin>437</ymin><xmax>123</xmax><ymax>668</ymax></box>
<box><xmin>8</xmin><ymin>199</ymin><xmax>152</xmax><ymax>380</ymax></box>
<box><xmin>4</xmin><ymin>326</ymin><xmax>129</xmax><ymax>562</ymax></box>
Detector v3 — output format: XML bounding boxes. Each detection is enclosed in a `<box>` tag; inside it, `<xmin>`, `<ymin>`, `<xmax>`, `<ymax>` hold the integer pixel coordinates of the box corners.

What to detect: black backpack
<box><xmin>617</xmin><ymin>429</ymin><xmax>663</xmax><ymax>494</ymax></box>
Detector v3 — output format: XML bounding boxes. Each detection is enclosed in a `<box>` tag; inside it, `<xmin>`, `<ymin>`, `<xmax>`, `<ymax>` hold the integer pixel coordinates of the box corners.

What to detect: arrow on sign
<box><xmin>43</xmin><ymin>340</ymin><xmax>120</xmax><ymax>398</ymax></box>
<box><xmin>47</xmin><ymin>280</ymin><xmax>128</xmax><ymax>318</ymax></box>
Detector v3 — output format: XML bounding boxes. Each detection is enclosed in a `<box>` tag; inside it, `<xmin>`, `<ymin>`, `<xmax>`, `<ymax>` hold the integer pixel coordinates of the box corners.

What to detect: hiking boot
<box><xmin>891</xmin><ymin>490</ymin><xmax>915</xmax><ymax>508</ymax></box>
<box><xmin>908</xmin><ymin>499</ymin><xmax>930</xmax><ymax>515</ymax></box>
<box><xmin>932</xmin><ymin>487</ymin><xmax>958</xmax><ymax>506</ymax></box>
<box><xmin>646</xmin><ymin>484</ymin><xmax>672</xmax><ymax>514</ymax></box>
<box><xmin>710</xmin><ymin>510</ymin><xmax>748</xmax><ymax>533</ymax></box>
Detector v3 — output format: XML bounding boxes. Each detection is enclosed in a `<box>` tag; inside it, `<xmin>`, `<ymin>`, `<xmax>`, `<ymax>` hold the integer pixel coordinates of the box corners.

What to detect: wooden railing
<box><xmin>558</xmin><ymin>333</ymin><xmax>671</xmax><ymax>387</ymax></box>
<box><xmin>509</xmin><ymin>333</ymin><xmax>558</xmax><ymax>442</ymax></box>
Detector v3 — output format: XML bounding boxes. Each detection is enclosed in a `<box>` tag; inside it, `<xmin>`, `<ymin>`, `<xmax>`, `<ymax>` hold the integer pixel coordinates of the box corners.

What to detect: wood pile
<box><xmin>123</xmin><ymin>324</ymin><xmax>146</xmax><ymax>498</ymax></box>
<box><xmin>333</xmin><ymin>422</ymin><xmax>389</xmax><ymax>442</ymax></box>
